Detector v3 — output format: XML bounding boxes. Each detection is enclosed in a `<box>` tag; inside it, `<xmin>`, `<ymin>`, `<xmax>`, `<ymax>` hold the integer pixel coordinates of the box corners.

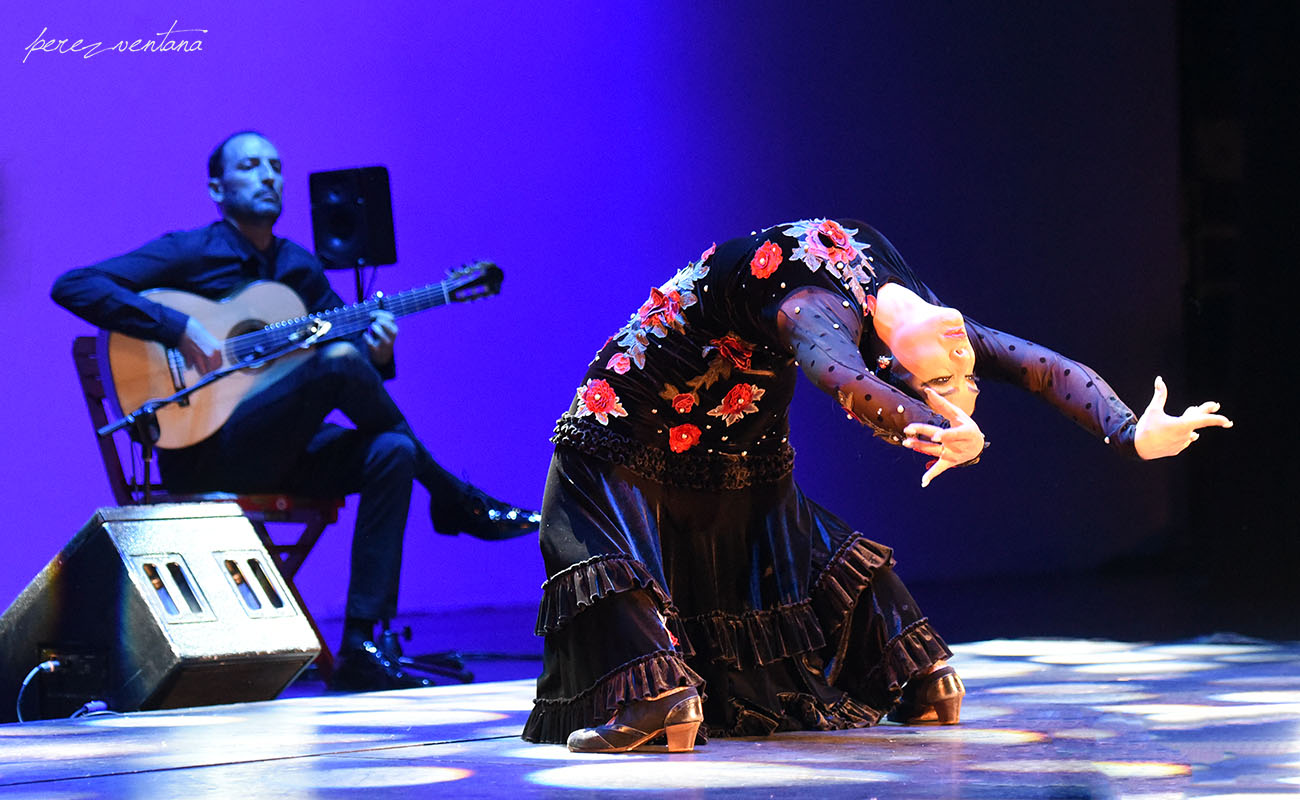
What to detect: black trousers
<box><xmin>158</xmin><ymin>342</ymin><xmax>426</xmax><ymax>621</ymax></box>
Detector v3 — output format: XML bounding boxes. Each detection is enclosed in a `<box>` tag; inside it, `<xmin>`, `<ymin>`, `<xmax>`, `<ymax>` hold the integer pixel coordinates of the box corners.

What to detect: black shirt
<box><xmin>51</xmin><ymin>220</ymin><xmax>344</xmax><ymax>348</ymax></box>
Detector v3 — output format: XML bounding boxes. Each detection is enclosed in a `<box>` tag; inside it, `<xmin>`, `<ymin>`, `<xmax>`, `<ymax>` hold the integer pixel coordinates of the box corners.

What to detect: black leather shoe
<box><xmin>329</xmin><ymin>641</ymin><xmax>433</xmax><ymax>692</ymax></box>
<box><xmin>431</xmin><ymin>485</ymin><xmax>540</xmax><ymax>541</ymax></box>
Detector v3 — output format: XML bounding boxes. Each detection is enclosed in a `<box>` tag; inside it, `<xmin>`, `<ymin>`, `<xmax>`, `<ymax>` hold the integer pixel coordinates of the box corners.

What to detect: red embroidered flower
<box><xmin>671</xmin><ymin>393</ymin><xmax>695</xmax><ymax>414</ymax></box>
<box><xmin>817</xmin><ymin>220</ymin><xmax>858</xmax><ymax>265</ymax></box>
<box><xmin>750</xmin><ymin>240</ymin><xmax>783</xmax><ymax>279</ymax></box>
<box><xmin>575</xmin><ymin>378</ymin><xmax>627</xmax><ymax>426</ymax></box>
<box><xmin>700</xmin><ymin>243</ymin><xmax>717</xmax><ymax>262</ymax></box>
<box><xmin>707</xmin><ymin>383</ymin><xmax>765</xmax><ymax>426</ymax></box>
<box><xmin>637</xmin><ymin>287</ymin><xmax>686</xmax><ymax>335</ymax></box>
<box><xmin>606</xmin><ymin>352</ymin><xmax>632</xmax><ymax>374</ymax></box>
<box><xmin>818</xmin><ymin>219</ymin><xmax>850</xmax><ymax>248</ymax></box>
<box><xmin>668</xmin><ymin>423</ymin><xmax>702</xmax><ymax>453</ymax></box>
<box><xmin>707</xmin><ymin>334</ymin><xmax>754</xmax><ymax>371</ymax></box>
<box><xmin>795</xmin><ymin>218</ymin><xmax>860</xmax><ymax>268</ymax></box>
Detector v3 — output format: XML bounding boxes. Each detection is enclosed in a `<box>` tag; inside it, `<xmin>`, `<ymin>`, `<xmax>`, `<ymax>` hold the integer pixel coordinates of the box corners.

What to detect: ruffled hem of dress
<box><xmin>552</xmin><ymin>414</ymin><xmax>795</xmax><ymax>490</ymax></box>
<box><xmin>710</xmin><ymin>619</ymin><xmax>949</xmax><ymax>738</ymax></box>
<box><xmin>680</xmin><ymin>600</ymin><xmax>824</xmax><ymax>669</ymax></box>
<box><xmin>521</xmin><ymin>650</ymin><xmax>706</xmax><ymax>744</ymax></box>
<box><xmin>859</xmin><ymin>617</ymin><xmax>952</xmax><ymax>700</ymax></box>
<box><xmin>535</xmin><ymin>554</ymin><xmax>678</xmax><ymax>637</ymax></box>
<box><xmin>809</xmin><ymin>534</ymin><xmax>895</xmax><ymax>681</ymax></box>
<box><xmin>719</xmin><ymin>687</ymin><xmax>884</xmax><ymax>737</ymax></box>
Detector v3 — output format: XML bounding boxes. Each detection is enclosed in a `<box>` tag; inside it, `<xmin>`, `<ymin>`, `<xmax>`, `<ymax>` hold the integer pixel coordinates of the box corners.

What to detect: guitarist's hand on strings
<box><xmin>364</xmin><ymin>310</ymin><xmax>398</xmax><ymax>368</ymax></box>
<box><xmin>180</xmin><ymin>316</ymin><xmax>224</xmax><ymax>375</ymax></box>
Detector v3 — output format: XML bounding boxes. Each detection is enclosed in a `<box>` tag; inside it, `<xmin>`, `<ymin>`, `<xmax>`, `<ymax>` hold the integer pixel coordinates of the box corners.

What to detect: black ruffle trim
<box><xmin>552</xmin><ymin>414</ymin><xmax>795</xmax><ymax>490</ymax></box>
<box><xmin>679</xmin><ymin>600</ymin><xmax>824</xmax><ymax>669</ymax></box>
<box><xmin>724</xmin><ymin>687</ymin><xmax>883</xmax><ymax>737</ymax></box>
<box><xmin>859</xmin><ymin>618</ymin><xmax>952</xmax><ymax>706</ymax></box>
<box><xmin>712</xmin><ymin>620</ymin><xmax>949</xmax><ymax>738</ymax></box>
<box><xmin>521</xmin><ymin>650</ymin><xmax>706</xmax><ymax>745</ymax></box>
<box><xmin>535</xmin><ymin>554</ymin><xmax>675</xmax><ymax>636</ymax></box>
<box><xmin>526</xmin><ymin>533</ymin><xmax>951</xmax><ymax>743</ymax></box>
<box><xmin>809</xmin><ymin>534</ymin><xmax>894</xmax><ymax>682</ymax></box>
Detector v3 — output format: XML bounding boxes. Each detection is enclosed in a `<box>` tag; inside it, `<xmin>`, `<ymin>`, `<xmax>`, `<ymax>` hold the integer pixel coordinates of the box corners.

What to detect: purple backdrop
<box><xmin>1</xmin><ymin>2</ymin><xmax>1182</xmax><ymax>621</ymax></box>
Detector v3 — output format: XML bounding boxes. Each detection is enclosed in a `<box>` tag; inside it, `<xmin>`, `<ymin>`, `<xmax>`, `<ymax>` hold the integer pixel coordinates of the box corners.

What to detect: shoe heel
<box><xmin>930</xmin><ymin>673</ymin><xmax>964</xmax><ymax>724</ymax></box>
<box><xmin>662</xmin><ymin>693</ymin><xmax>703</xmax><ymax>752</ymax></box>
<box><xmin>932</xmin><ymin>694</ymin><xmax>962</xmax><ymax>724</ymax></box>
<box><xmin>663</xmin><ymin>719</ymin><xmax>700</xmax><ymax>752</ymax></box>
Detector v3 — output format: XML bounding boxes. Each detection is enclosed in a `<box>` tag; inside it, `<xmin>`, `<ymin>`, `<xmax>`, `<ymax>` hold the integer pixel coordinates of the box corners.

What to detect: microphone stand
<box><xmin>97</xmin><ymin>320</ymin><xmax>334</xmax><ymax>504</ymax></box>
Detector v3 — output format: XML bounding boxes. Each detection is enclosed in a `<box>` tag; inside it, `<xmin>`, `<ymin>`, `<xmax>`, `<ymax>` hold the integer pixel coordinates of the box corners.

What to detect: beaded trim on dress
<box><xmin>552</xmin><ymin>413</ymin><xmax>795</xmax><ymax>490</ymax></box>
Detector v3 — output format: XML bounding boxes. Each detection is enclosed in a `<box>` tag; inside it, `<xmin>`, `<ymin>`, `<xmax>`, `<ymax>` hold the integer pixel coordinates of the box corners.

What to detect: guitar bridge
<box><xmin>166</xmin><ymin>347</ymin><xmax>191</xmax><ymax>407</ymax></box>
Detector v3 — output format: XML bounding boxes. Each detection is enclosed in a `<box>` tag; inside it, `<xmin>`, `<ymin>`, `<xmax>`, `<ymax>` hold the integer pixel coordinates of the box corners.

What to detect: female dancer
<box><xmin>522</xmin><ymin>219</ymin><xmax>1231</xmax><ymax>752</ymax></box>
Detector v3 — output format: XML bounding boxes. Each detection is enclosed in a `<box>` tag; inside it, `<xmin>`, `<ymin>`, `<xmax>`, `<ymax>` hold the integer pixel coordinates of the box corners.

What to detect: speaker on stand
<box><xmin>306</xmin><ymin>164</ymin><xmax>474</xmax><ymax>684</ymax></box>
<box><xmin>309</xmin><ymin>166</ymin><xmax>398</xmax><ymax>301</ymax></box>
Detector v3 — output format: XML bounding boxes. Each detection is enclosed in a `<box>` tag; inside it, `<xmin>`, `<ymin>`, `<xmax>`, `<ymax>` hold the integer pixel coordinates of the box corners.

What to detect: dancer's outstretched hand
<box><xmin>1135</xmin><ymin>376</ymin><xmax>1233</xmax><ymax>460</ymax></box>
<box><xmin>903</xmin><ymin>388</ymin><xmax>985</xmax><ymax>488</ymax></box>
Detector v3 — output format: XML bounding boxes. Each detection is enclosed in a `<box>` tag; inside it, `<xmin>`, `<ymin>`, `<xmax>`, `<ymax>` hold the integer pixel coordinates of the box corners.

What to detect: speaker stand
<box><xmin>379</xmin><ymin>620</ymin><xmax>474</xmax><ymax>684</ymax></box>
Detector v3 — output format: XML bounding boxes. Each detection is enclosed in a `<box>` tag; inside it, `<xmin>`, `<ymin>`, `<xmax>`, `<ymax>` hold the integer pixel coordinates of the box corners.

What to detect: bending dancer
<box><xmin>522</xmin><ymin>218</ymin><xmax>1230</xmax><ymax>752</ymax></box>
<box><xmin>52</xmin><ymin>131</ymin><xmax>540</xmax><ymax>692</ymax></box>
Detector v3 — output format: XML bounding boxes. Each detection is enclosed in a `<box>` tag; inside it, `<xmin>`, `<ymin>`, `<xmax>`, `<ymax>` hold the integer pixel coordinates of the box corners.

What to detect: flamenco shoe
<box><xmin>431</xmin><ymin>485</ymin><xmax>541</xmax><ymax>541</ymax></box>
<box><xmin>566</xmin><ymin>687</ymin><xmax>704</xmax><ymax>753</ymax></box>
<box><xmin>887</xmin><ymin>665</ymin><xmax>965</xmax><ymax>725</ymax></box>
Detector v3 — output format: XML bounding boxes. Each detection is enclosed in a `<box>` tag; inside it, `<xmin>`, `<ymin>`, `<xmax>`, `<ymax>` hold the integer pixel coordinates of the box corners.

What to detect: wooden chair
<box><xmin>72</xmin><ymin>335</ymin><xmax>342</xmax><ymax>678</ymax></box>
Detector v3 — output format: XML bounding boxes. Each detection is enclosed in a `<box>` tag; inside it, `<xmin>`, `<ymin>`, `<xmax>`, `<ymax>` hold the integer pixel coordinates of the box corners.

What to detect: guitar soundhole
<box><xmin>229</xmin><ymin>319</ymin><xmax>272</xmax><ymax>370</ymax></box>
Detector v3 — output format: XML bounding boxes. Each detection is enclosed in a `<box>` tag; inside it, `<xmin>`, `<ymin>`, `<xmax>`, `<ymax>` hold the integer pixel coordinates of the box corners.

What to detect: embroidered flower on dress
<box><xmin>606</xmin><ymin>352</ymin><xmax>632</xmax><ymax>374</ymax></box>
<box><xmin>707</xmin><ymin>383</ymin><xmax>765</xmax><ymax>426</ymax></box>
<box><xmin>611</xmin><ymin>254</ymin><xmax>711</xmax><ymax>370</ymax></box>
<box><xmin>704</xmin><ymin>333</ymin><xmax>754</xmax><ymax>372</ymax></box>
<box><xmin>671</xmin><ymin>393</ymin><xmax>695</xmax><ymax>414</ymax></box>
<box><xmin>749</xmin><ymin>240</ymin><xmax>783</xmax><ymax>278</ymax></box>
<box><xmin>637</xmin><ymin>287</ymin><xmax>687</xmax><ymax>337</ymax></box>
<box><xmin>575</xmin><ymin>378</ymin><xmax>627</xmax><ymax>425</ymax></box>
<box><xmin>782</xmin><ymin>218</ymin><xmax>876</xmax><ymax>309</ymax></box>
<box><xmin>668</xmin><ymin>423</ymin><xmax>702</xmax><ymax>453</ymax></box>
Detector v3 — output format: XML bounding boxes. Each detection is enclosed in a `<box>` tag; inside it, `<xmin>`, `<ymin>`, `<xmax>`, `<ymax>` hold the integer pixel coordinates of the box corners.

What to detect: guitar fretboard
<box><xmin>222</xmin><ymin>268</ymin><xmax>497</xmax><ymax>365</ymax></box>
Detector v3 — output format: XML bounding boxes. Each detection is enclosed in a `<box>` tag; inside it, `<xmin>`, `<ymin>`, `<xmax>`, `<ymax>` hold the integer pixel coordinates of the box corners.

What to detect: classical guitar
<box><xmin>104</xmin><ymin>262</ymin><xmax>503</xmax><ymax>449</ymax></box>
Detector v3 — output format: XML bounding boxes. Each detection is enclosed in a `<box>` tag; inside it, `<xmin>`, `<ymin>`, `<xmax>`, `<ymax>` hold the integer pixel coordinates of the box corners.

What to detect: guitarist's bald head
<box><xmin>208</xmin><ymin>130</ymin><xmax>271</xmax><ymax>179</ymax></box>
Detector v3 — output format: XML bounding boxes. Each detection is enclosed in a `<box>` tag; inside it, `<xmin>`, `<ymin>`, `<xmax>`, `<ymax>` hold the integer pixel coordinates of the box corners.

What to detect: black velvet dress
<box><xmin>522</xmin><ymin>219</ymin><xmax>1139</xmax><ymax>743</ymax></box>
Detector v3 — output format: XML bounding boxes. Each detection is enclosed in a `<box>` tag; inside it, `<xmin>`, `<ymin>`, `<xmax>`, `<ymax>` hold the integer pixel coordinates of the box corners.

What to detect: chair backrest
<box><xmin>73</xmin><ymin>335</ymin><xmax>166</xmax><ymax>505</ymax></box>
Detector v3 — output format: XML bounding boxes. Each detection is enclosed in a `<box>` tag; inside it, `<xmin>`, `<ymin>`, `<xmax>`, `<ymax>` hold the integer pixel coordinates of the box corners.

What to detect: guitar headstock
<box><xmin>445</xmin><ymin>261</ymin><xmax>504</xmax><ymax>303</ymax></box>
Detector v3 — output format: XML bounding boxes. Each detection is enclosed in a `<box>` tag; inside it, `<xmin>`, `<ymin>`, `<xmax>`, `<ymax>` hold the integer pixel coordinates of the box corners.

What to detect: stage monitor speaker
<box><xmin>0</xmin><ymin>503</ymin><xmax>320</xmax><ymax>723</ymax></box>
<box><xmin>309</xmin><ymin>166</ymin><xmax>397</xmax><ymax>269</ymax></box>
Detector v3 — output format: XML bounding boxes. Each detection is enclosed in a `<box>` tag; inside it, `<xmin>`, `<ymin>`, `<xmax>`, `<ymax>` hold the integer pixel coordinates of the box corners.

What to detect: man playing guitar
<box><xmin>51</xmin><ymin>130</ymin><xmax>538</xmax><ymax>692</ymax></box>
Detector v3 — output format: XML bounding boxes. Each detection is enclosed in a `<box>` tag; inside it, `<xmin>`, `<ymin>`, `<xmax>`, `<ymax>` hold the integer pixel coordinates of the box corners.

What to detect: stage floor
<box><xmin>2</xmin><ymin>638</ymin><xmax>1298</xmax><ymax>798</ymax></box>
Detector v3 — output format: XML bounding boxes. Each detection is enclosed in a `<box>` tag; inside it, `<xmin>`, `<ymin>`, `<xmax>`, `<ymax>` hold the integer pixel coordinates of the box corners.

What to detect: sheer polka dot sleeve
<box><xmin>776</xmin><ymin>286</ymin><xmax>946</xmax><ymax>445</ymax></box>
<box><xmin>969</xmin><ymin>319</ymin><xmax>1139</xmax><ymax>457</ymax></box>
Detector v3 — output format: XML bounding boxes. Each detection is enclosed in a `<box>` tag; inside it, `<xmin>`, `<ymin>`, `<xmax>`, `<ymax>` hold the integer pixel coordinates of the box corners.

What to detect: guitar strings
<box><xmin>221</xmin><ymin>281</ymin><xmax>453</xmax><ymax>364</ymax></box>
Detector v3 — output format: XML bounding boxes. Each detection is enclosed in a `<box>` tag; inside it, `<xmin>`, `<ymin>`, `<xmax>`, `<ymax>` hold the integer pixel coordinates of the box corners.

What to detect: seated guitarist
<box><xmin>51</xmin><ymin>130</ymin><xmax>540</xmax><ymax>692</ymax></box>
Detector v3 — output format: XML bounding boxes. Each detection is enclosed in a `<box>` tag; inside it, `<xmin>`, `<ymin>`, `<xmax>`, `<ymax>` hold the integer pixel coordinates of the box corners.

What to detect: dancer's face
<box><xmin>888</xmin><ymin>303</ymin><xmax>979</xmax><ymax>416</ymax></box>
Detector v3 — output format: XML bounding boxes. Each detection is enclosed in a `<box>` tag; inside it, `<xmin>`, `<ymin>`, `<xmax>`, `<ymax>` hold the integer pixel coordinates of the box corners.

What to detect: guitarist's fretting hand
<box><xmin>365</xmin><ymin>310</ymin><xmax>398</xmax><ymax>369</ymax></box>
<box><xmin>180</xmin><ymin>316</ymin><xmax>224</xmax><ymax>375</ymax></box>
